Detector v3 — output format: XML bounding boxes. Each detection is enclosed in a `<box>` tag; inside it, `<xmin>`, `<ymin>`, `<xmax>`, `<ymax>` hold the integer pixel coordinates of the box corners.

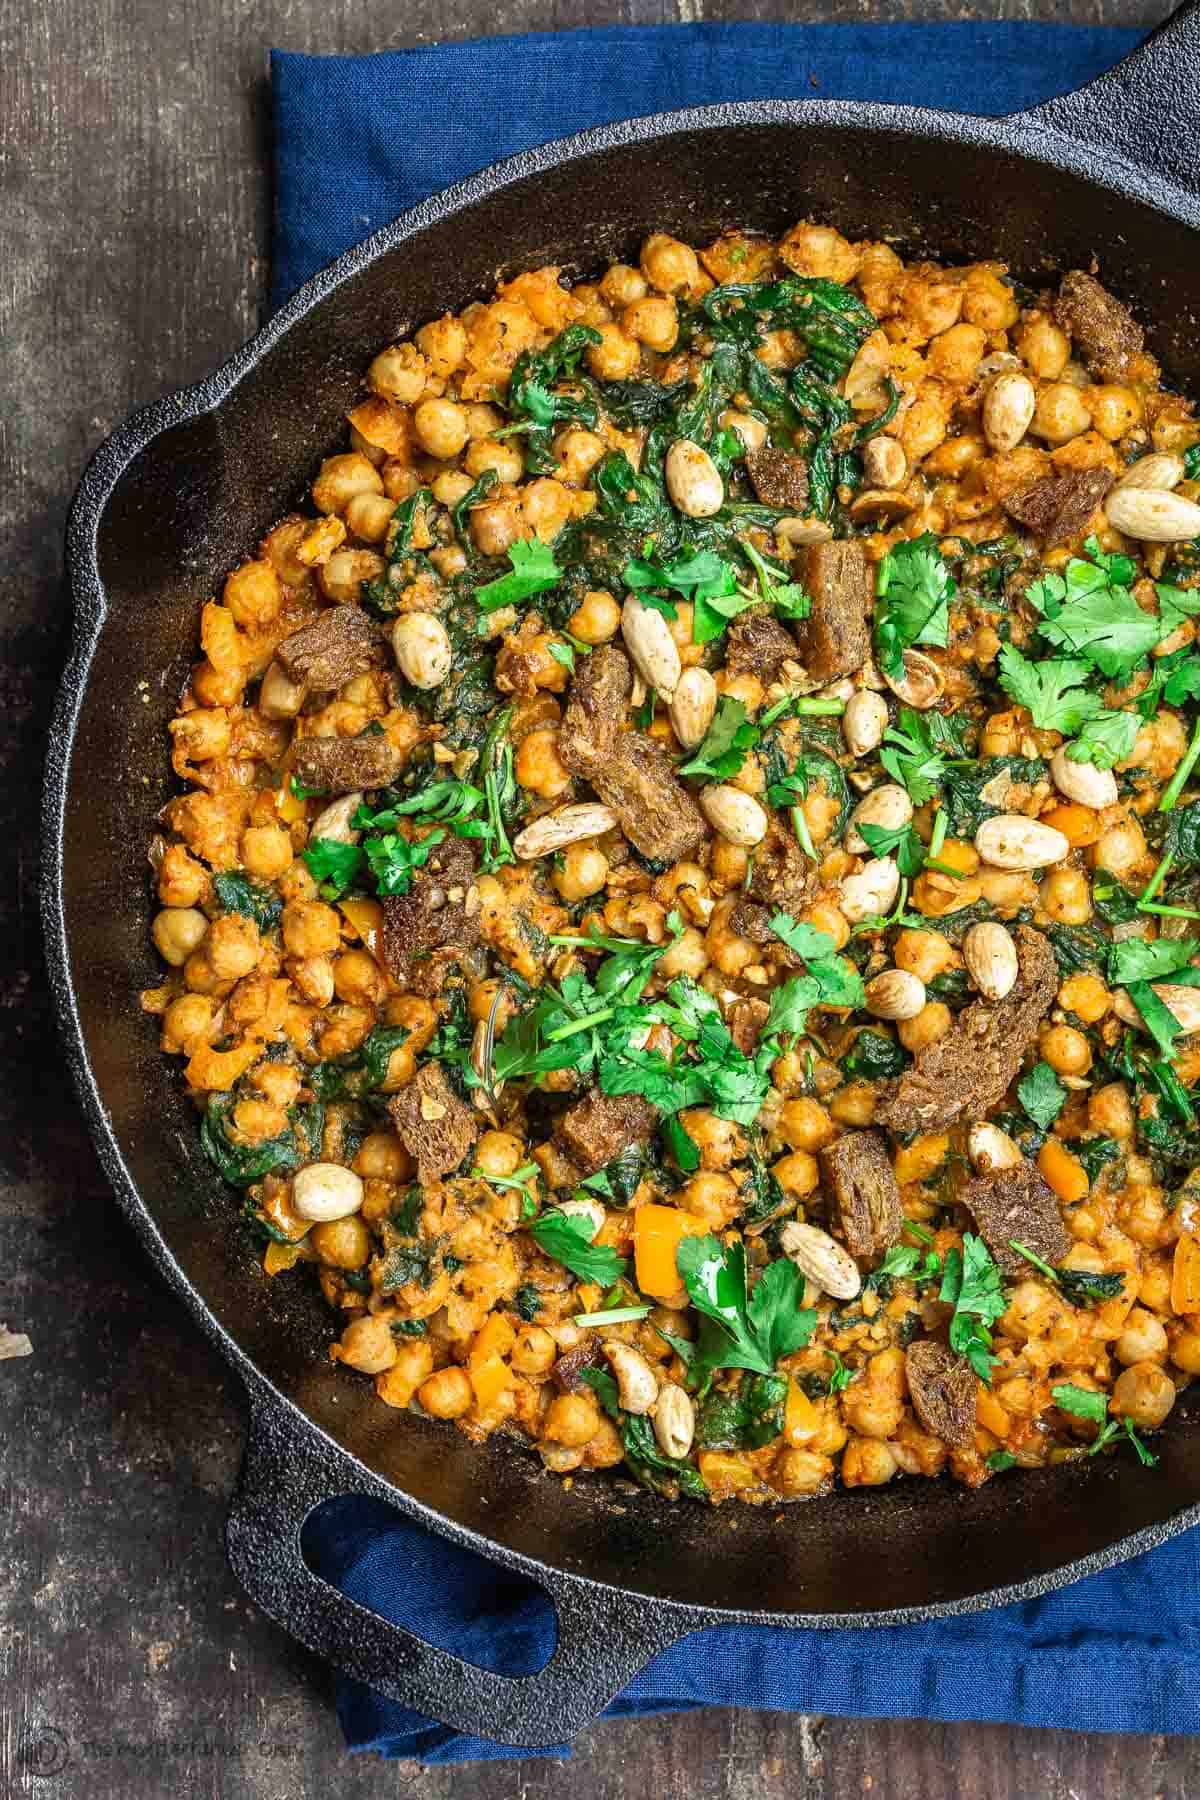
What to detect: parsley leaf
<box><xmin>873</xmin><ymin>533</ymin><xmax>953</xmax><ymax>680</ymax></box>
<box><xmin>1017</xmin><ymin>1061</ymin><xmax>1068</xmax><ymax>1131</ymax></box>
<box><xmin>530</xmin><ymin>1209</ymin><xmax>627</xmax><ymax>1285</ymax></box>
<box><xmin>677</xmin><ymin>696</ymin><xmax>759</xmax><ymax>780</ymax></box>
<box><xmin>302</xmin><ymin>838</ymin><xmax>365</xmax><ymax>899</ymax></box>
<box><xmin>676</xmin><ymin>1234</ymin><xmax>816</xmax><ymax>1376</ymax></box>
<box><xmin>880</xmin><ymin>708</ymin><xmax>971</xmax><ymax>806</ymax></box>
<box><xmin>996</xmin><ymin>645</ymin><xmax>1099</xmax><ymax>734</ymax></box>
<box><xmin>475</xmin><ymin>539</ymin><xmax>561</xmax><ymax>612</ymax></box>
<box><xmin>623</xmin><ymin>549</ymin><xmax>755</xmax><ymax>644</ymax></box>
<box><xmin>739</xmin><ymin>539</ymin><xmax>812</xmax><ymax>621</ymax></box>
<box><xmin>768</xmin><ymin>913</ymin><xmax>836</xmax><ymax>960</ymax></box>
<box><xmin>939</xmin><ymin>1233</ymin><xmax>1006</xmax><ymax>1383</ymax></box>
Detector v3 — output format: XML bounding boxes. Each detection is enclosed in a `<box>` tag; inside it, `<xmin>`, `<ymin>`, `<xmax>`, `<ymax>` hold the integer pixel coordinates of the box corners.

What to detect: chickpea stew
<box><xmin>144</xmin><ymin>222</ymin><xmax>1200</xmax><ymax>1507</ymax></box>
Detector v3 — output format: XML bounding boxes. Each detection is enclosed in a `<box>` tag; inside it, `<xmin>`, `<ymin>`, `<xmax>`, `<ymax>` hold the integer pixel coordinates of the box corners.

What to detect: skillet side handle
<box><xmin>1008</xmin><ymin>1</ymin><xmax>1200</xmax><ymax>192</ymax></box>
<box><xmin>225</xmin><ymin>1388</ymin><xmax>693</xmax><ymax>1749</ymax></box>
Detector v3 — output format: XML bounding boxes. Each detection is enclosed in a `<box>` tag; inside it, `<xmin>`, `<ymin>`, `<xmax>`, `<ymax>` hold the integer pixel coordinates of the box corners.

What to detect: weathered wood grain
<box><xmin>0</xmin><ymin>0</ymin><xmax>1184</xmax><ymax>1795</ymax></box>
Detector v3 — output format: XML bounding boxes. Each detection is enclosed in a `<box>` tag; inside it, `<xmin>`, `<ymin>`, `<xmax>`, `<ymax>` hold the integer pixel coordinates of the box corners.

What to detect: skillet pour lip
<box><xmin>40</xmin><ymin>72</ymin><xmax>1200</xmax><ymax>1735</ymax></box>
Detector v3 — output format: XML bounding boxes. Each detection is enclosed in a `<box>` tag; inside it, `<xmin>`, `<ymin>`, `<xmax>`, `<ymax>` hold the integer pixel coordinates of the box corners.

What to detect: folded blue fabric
<box><xmin>270</xmin><ymin>21</ymin><xmax>1187</xmax><ymax>1763</ymax></box>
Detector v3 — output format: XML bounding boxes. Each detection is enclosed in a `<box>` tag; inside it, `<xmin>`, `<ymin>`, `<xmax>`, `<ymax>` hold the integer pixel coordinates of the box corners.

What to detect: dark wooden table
<box><xmin>2</xmin><ymin>1</ymin><xmax>1192</xmax><ymax>1794</ymax></box>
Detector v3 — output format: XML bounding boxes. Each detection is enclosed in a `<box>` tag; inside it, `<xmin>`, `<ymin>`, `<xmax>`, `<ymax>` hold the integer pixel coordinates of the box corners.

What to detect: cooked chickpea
<box><xmin>464</xmin><ymin>437</ymin><xmax>524</xmax><ymax>485</ymax></box>
<box><xmin>1088</xmin><ymin>1081</ymin><xmax>1136</xmax><ymax>1139</ymax></box>
<box><xmin>679</xmin><ymin>1107</ymin><xmax>744</xmax><ymax>1171</ymax></box>
<box><xmin>772</xmin><ymin>1150</ymin><xmax>820</xmax><ymax>1198</ymax></box>
<box><xmin>773</xmin><ymin>1448</ymin><xmax>833</xmax><ymax>1497</ymax></box>
<box><xmin>1094</xmin><ymin>816</ymin><xmax>1147</xmax><ymax>880</ymax></box>
<box><xmin>470</xmin><ymin>501</ymin><xmax>519</xmax><ymax>557</ymax></box>
<box><xmin>419</xmin><ymin>1366</ymin><xmax>475</xmax><ymax>1419</ymax></box>
<box><xmin>926</xmin><ymin>321</ymin><xmax>986</xmax><ymax>384</ymax></box>
<box><xmin>778</xmin><ymin>1097</ymin><xmax>836</xmax><ymax>1153</ymax></box>
<box><xmin>511</xmin><ymin>1326</ymin><xmax>556</xmax><ymax>1375</ymax></box>
<box><xmin>514</xmin><ymin>727</ymin><xmax>570</xmax><ymax>799</ymax></box>
<box><xmin>224</xmin><ymin>559</ymin><xmax>281</xmax><ymax>628</ymax></box>
<box><xmin>312</xmin><ymin>452</ymin><xmax>383</xmax><ymax>515</ymax></box>
<box><xmin>1038</xmin><ymin>864</ymin><xmax>1093</xmax><ymax>925</ymax></box>
<box><xmin>241</xmin><ymin>825</ymin><xmax>293</xmax><ymax>880</ymax></box>
<box><xmin>152</xmin><ymin>907</ymin><xmax>208</xmax><ymax>968</ymax></box>
<box><xmin>554</xmin><ymin>844</ymin><xmax>609</xmax><ymax>903</ymax></box>
<box><xmin>897</xmin><ymin>1001</ymin><xmax>952</xmax><ymax>1054</ymax></box>
<box><xmin>413</xmin><ymin>397</ymin><xmax>469</xmax><ymax>459</ymax></box>
<box><xmin>623</xmin><ymin>294</ymin><xmax>678</xmax><ymax>351</ymax></box>
<box><xmin>1059</xmin><ymin>971</ymin><xmax>1110</xmax><ymax>1024</ymax></box>
<box><xmin>1031</xmin><ymin>382</ymin><xmax>1091</xmax><ymax>445</ymax></box>
<box><xmin>1171</xmin><ymin>1331</ymin><xmax>1200</xmax><ymax>1376</ymax></box>
<box><xmin>640</xmin><ymin>233</ymin><xmax>700</xmax><ymax>294</ymax></box>
<box><xmin>600</xmin><ymin>263</ymin><xmax>647</xmax><ymax>307</ymax></box>
<box><xmin>893</xmin><ymin>928</ymin><xmax>957</xmax><ymax>984</ymax></box>
<box><xmin>520</xmin><ymin>477</ymin><xmax>573</xmax><ymax>542</ymax></box>
<box><xmin>414</xmin><ymin>314</ymin><xmax>467</xmax><ymax>378</ymax></box>
<box><xmin>830</xmin><ymin>1081</ymin><xmax>878</xmax><ymax>1127</ymax></box>
<box><xmin>555</xmin><ymin>429</ymin><xmax>606</xmax><ymax>486</ymax></box>
<box><xmin>586</xmin><ymin>323</ymin><xmax>641</xmax><ymax>381</ymax></box>
<box><xmin>1116</xmin><ymin>1308</ymin><xmax>1169</xmax><ymax>1366</ymax></box>
<box><xmin>205</xmin><ymin>913</ymin><xmax>261</xmax><ymax>981</ymax></box>
<box><xmin>1088</xmin><ymin>384</ymin><xmax>1142</xmax><ymax>442</ymax></box>
<box><xmin>353</xmin><ymin>1133</ymin><xmax>410</xmax><ymax>1181</ymax></box>
<box><xmin>1040</xmin><ymin>1022</ymin><xmax>1092</xmax><ymax>1077</ymax></box>
<box><xmin>472</xmin><ymin>1130</ymin><xmax>523</xmax><ymax>1180</ymax></box>
<box><xmin>161</xmin><ymin>992</ymin><xmax>215</xmax><ymax>1054</ymax></box>
<box><xmin>657</xmin><ymin>925</ymin><xmax>708</xmax><ymax>981</ymax></box>
<box><xmin>565</xmin><ymin>588</ymin><xmax>620</xmax><ymax>646</ymax></box>
<box><xmin>678</xmin><ymin>1171</ymin><xmax>739</xmax><ymax>1228</ymax></box>
<box><xmin>841</xmin><ymin>1437</ymin><xmax>897</xmax><ymax>1487</ymax></box>
<box><xmin>332</xmin><ymin>949</ymin><xmax>385</xmax><ymax>1007</ymax></box>
<box><xmin>368</xmin><ymin>343</ymin><xmax>429</xmax><ymax>404</ymax></box>
<box><xmin>282</xmin><ymin>899</ymin><xmax>342</xmax><ymax>958</ymax></box>
<box><xmin>780</xmin><ymin>221</ymin><xmax>859</xmax><ymax>284</ymax></box>
<box><xmin>543</xmin><ymin>1391</ymin><xmax>601</xmax><ymax>1448</ymax></box>
<box><xmin>334</xmin><ymin>1316</ymin><xmax>398</xmax><ymax>1375</ymax></box>
<box><xmin>309</xmin><ymin>1214</ymin><xmax>371</xmax><ymax>1270</ymax></box>
<box><xmin>1112</xmin><ymin>1361</ymin><xmax>1176</xmax><ymax>1429</ymax></box>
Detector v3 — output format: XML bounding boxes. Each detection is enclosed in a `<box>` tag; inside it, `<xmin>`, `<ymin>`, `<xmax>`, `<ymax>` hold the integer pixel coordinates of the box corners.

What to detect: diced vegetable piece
<box><xmin>1037</xmin><ymin>1137</ymin><xmax>1089</xmax><ymax>1205</ymax></box>
<box><xmin>1172</xmin><ymin>1231</ymin><xmax>1200</xmax><ymax>1315</ymax></box>
<box><xmin>784</xmin><ymin>1378</ymin><xmax>820</xmax><ymax>1444</ymax></box>
<box><xmin>634</xmin><ymin>1203</ymin><xmax>689</xmax><ymax>1298</ymax></box>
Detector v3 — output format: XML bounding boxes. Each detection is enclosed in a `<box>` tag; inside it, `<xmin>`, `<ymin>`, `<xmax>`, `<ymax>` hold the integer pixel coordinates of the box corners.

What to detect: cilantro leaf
<box><xmin>880</xmin><ymin>708</ymin><xmax>971</xmax><ymax>806</ymax></box>
<box><xmin>873</xmin><ymin>533</ymin><xmax>953</xmax><ymax>680</ymax></box>
<box><xmin>623</xmin><ymin>549</ymin><xmax>754</xmax><ymax>644</ymax></box>
<box><xmin>740</xmin><ymin>539</ymin><xmax>811</xmax><ymax>621</ymax></box>
<box><xmin>1017</xmin><ymin>1060</ymin><xmax>1067</xmax><ymax>1131</ymax></box>
<box><xmin>939</xmin><ymin>1233</ymin><xmax>1006</xmax><ymax>1383</ymax></box>
<box><xmin>768</xmin><ymin>913</ymin><xmax>837</xmax><ymax>960</ymax></box>
<box><xmin>1065</xmin><ymin>707</ymin><xmax>1140</xmax><ymax>770</ymax></box>
<box><xmin>1108</xmin><ymin>936</ymin><xmax>1200</xmax><ymax>986</ymax></box>
<box><xmin>1051</xmin><ymin>1382</ymin><xmax>1108</xmax><ymax>1424</ymax></box>
<box><xmin>530</xmin><ymin>1209</ymin><xmax>627</xmax><ymax>1285</ymax></box>
<box><xmin>676</xmin><ymin>1234</ymin><xmax>815</xmax><ymax>1376</ymax></box>
<box><xmin>859</xmin><ymin>819</ymin><xmax>927</xmax><ymax>878</ymax></box>
<box><xmin>677</xmin><ymin>696</ymin><xmax>759</xmax><ymax>779</ymax></box>
<box><xmin>996</xmin><ymin>645</ymin><xmax>1099</xmax><ymax>733</ymax></box>
<box><xmin>363</xmin><ymin>829</ymin><xmax>446</xmax><ymax>896</ymax></box>
<box><xmin>475</xmin><ymin>539</ymin><xmax>561</xmax><ymax>612</ymax></box>
<box><xmin>1123</xmin><ymin>971</ymin><xmax>1200</xmax><ymax>1056</ymax></box>
<box><xmin>302</xmin><ymin>837</ymin><xmax>365</xmax><ymax>898</ymax></box>
<box><xmin>663</xmin><ymin>1114</ymin><xmax>701</xmax><ymax>1173</ymax></box>
<box><xmin>1030</xmin><ymin>543</ymin><xmax>1160</xmax><ymax>676</ymax></box>
<box><xmin>1140</xmin><ymin>646</ymin><xmax>1200</xmax><ymax>717</ymax></box>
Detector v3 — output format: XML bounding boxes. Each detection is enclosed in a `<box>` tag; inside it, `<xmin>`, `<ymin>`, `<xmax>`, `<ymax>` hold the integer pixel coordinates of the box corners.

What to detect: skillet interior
<box><xmin>60</xmin><ymin>116</ymin><xmax>1200</xmax><ymax>1619</ymax></box>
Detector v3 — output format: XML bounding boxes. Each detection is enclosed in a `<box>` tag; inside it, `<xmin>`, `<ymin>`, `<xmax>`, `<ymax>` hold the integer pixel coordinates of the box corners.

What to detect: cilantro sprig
<box><xmin>873</xmin><ymin>534</ymin><xmax>954</xmax><ymax>680</ymax></box>
<box><xmin>475</xmin><ymin>539</ymin><xmax>561</xmax><ymax>612</ymax></box>
<box><xmin>938</xmin><ymin>1233</ymin><xmax>1006</xmax><ymax>1383</ymax></box>
<box><xmin>678</xmin><ymin>696</ymin><xmax>759</xmax><ymax>779</ymax></box>
<box><xmin>675</xmin><ymin>1234</ymin><xmax>816</xmax><ymax>1378</ymax></box>
<box><xmin>529</xmin><ymin>1209</ymin><xmax>627</xmax><ymax>1285</ymax></box>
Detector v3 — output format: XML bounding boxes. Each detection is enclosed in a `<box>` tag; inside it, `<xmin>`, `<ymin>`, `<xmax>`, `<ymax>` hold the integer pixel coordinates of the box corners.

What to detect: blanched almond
<box><xmin>842</xmin><ymin>689</ymin><xmax>890</xmax><ymax>756</ymax></box>
<box><xmin>513</xmin><ymin>802</ymin><xmax>618</xmax><ymax>860</ymax></box>
<box><xmin>846</xmin><ymin>783</ymin><xmax>913</xmax><ymax>854</ymax></box>
<box><xmin>699</xmin><ymin>784</ymin><xmax>768</xmax><ymax>848</ymax></box>
<box><xmin>1105</xmin><ymin>486</ymin><xmax>1200</xmax><ymax>542</ymax></box>
<box><xmin>838</xmin><ymin>857</ymin><xmax>900</xmax><ymax>924</ymax></box>
<box><xmin>843</xmin><ymin>327</ymin><xmax>892</xmax><ymax>411</ymax></box>
<box><xmin>1049</xmin><ymin>746</ymin><xmax>1119</xmax><ymax>809</ymax></box>
<box><xmin>669</xmin><ymin>667</ymin><xmax>718</xmax><ymax>749</ymax></box>
<box><xmin>962</xmin><ymin>920</ymin><xmax>1019</xmax><ymax>1001</ymax></box>
<box><xmin>779</xmin><ymin>1220</ymin><xmax>862</xmax><ymax>1301</ymax></box>
<box><xmin>967</xmin><ymin>1122</ymin><xmax>1023</xmax><ymax>1174</ymax></box>
<box><xmin>982</xmin><ymin>371</ymin><xmax>1036</xmax><ymax>453</ymax></box>
<box><xmin>1113</xmin><ymin>452</ymin><xmax>1185</xmax><ymax>492</ymax></box>
<box><xmin>392</xmin><ymin>613</ymin><xmax>452</xmax><ymax>689</ymax></box>
<box><xmin>665</xmin><ymin>439</ymin><xmax>724</xmax><ymax>517</ymax></box>
<box><xmin>860</xmin><ymin>437</ymin><xmax>907</xmax><ymax>490</ymax></box>
<box><xmin>310</xmin><ymin>792</ymin><xmax>364</xmax><ymax>845</ymax></box>
<box><xmin>652</xmin><ymin>1382</ymin><xmax>696</xmax><ymax>1459</ymax></box>
<box><xmin>293</xmin><ymin>1163</ymin><xmax>364</xmax><ymax>1222</ymax></box>
<box><xmin>604</xmin><ymin>1341</ymin><xmax>658</xmax><ymax>1414</ymax></box>
<box><xmin>864</xmin><ymin>969</ymin><xmax>926</xmax><ymax>1020</ymax></box>
<box><xmin>974</xmin><ymin>815</ymin><xmax>1070</xmax><ymax>871</ymax></box>
<box><xmin>622</xmin><ymin>593</ymin><xmax>682</xmax><ymax>698</ymax></box>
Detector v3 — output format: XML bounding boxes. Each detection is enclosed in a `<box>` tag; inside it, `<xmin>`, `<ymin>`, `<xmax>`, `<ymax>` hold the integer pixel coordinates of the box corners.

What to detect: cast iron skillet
<box><xmin>41</xmin><ymin>5</ymin><xmax>1200</xmax><ymax>1746</ymax></box>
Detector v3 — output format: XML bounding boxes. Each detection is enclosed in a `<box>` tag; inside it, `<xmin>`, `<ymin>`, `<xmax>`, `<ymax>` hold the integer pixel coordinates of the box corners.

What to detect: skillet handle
<box><xmin>1008</xmin><ymin>0</ymin><xmax>1200</xmax><ymax>192</ymax></box>
<box><xmin>225</xmin><ymin>1384</ymin><xmax>694</xmax><ymax>1749</ymax></box>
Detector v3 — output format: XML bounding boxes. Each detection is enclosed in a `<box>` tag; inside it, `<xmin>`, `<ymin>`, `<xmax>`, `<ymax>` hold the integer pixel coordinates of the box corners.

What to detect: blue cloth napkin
<box><xmin>270</xmin><ymin>22</ymin><xmax>1190</xmax><ymax>1762</ymax></box>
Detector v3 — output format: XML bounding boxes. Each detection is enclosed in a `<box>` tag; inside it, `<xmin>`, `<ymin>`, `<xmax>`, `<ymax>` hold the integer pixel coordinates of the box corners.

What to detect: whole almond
<box><xmin>1114</xmin><ymin>451</ymin><xmax>1185</xmax><ymax>493</ymax></box>
<box><xmin>842</xmin><ymin>689</ymin><xmax>890</xmax><ymax>756</ymax></box>
<box><xmin>622</xmin><ymin>593</ymin><xmax>682</xmax><ymax>699</ymax></box>
<box><xmin>392</xmin><ymin>613</ymin><xmax>452</xmax><ymax>689</ymax></box>
<box><xmin>839</xmin><ymin>857</ymin><xmax>901</xmax><ymax>924</ymax></box>
<box><xmin>779</xmin><ymin>1221</ymin><xmax>862</xmax><ymax>1301</ymax></box>
<box><xmin>310</xmin><ymin>792</ymin><xmax>364</xmax><ymax>845</ymax></box>
<box><xmin>864</xmin><ymin>968</ymin><xmax>926</xmax><ymax>1020</ymax></box>
<box><xmin>843</xmin><ymin>327</ymin><xmax>892</xmax><ymax>411</ymax></box>
<box><xmin>664</xmin><ymin>439</ymin><xmax>724</xmax><ymax>518</ymax></box>
<box><xmin>881</xmin><ymin>649</ymin><xmax>944</xmax><ymax>710</ymax></box>
<box><xmin>967</xmin><ymin>1121</ymin><xmax>1023</xmax><ymax>1173</ymax></box>
<box><xmin>962</xmin><ymin>920</ymin><xmax>1019</xmax><ymax>1000</ymax></box>
<box><xmin>846</xmin><ymin>783</ymin><xmax>914</xmax><ymax>854</ymax></box>
<box><xmin>982</xmin><ymin>371</ymin><xmax>1036</xmax><ymax>453</ymax></box>
<box><xmin>652</xmin><ymin>1382</ymin><xmax>696</xmax><ymax>1459</ymax></box>
<box><xmin>699</xmin><ymin>784</ymin><xmax>768</xmax><ymax>848</ymax></box>
<box><xmin>1049</xmin><ymin>746</ymin><xmax>1119</xmax><ymax>809</ymax></box>
<box><xmin>1105</xmin><ymin>486</ymin><xmax>1200</xmax><ymax>543</ymax></box>
<box><xmin>513</xmin><ymin>802</ymin><xmax>618</xmax><ymax>860</ymax></box>
<box><xmin>669</xmin><ymin>666</ymin><xmax>718</xmax><ymax>749</ymax></box>
<box><xmin>974</xmin><ymin>815</ymin><xmax>1070</xmax><ymax>871</ymax></box>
